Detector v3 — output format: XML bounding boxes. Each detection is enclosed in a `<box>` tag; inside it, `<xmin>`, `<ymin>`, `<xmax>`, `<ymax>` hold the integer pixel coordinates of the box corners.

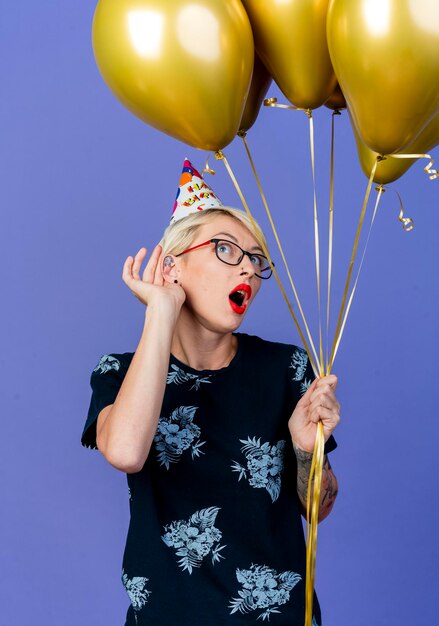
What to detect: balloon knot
<box><xmin>237</xmin><ymin>130</ymin><xmax>247</xmax><ymax>138</ymax></box>
<box><xmin>214</xmin><ymin>151</ymin><xmax>224</xmax><ymax>161</ymax></box>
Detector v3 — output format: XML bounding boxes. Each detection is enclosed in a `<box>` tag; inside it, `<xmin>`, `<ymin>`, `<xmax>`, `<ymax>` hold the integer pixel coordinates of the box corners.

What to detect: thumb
<box><xmin>296</xmin><ymin>376</ymin><xmax>319</xmax><ymax>407</ymax></box>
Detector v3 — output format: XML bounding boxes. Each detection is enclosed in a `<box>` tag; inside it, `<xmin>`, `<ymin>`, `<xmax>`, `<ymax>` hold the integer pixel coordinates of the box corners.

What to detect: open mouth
<box><xmin>228</xmin><ymin>284</ymin><xmax>252</xmax><ymax>314</ymax></box>
<box><xmin>229</xmin><ymin>290</ymin><xmax>246</xmax><ymax>306</ymax></box>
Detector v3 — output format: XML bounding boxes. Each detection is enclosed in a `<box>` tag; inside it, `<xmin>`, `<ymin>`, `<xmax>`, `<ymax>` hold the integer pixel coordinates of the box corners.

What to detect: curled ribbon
<box><xmin>424</xmin><ymin>157</ymin><xmax>439</xmax><ymax>180</ymax></box>
<box><xmin>389</xmin><ymin>188</ymin><xmax>414</xmax><ymax>232</ymax></box>
<box><xmin>202</xmin><ymin>155</ymin><xmax>216</xmax><ymax>176</ymax></box>
<box><xmin>387</xmin><ymin>153</ymin><xmax>439</xmax><ymax>180</ymax></box>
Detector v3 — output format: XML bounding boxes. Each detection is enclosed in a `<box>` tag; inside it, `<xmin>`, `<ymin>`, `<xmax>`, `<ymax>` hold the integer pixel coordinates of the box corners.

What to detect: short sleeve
<box><xmin>288</xmin><ymin>346</ymin><xmax>337</xmax><ymax>455</ymax></box>
<box><xmin>81</xmin><ymin>353</ymin><xmax>126</xmax><ymax>450</ymax></box>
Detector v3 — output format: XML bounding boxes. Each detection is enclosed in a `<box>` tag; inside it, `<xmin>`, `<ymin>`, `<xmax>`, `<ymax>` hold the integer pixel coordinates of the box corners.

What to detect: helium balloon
<box><xmin>324</xmin><ymin>83</ymin><xmax>346</xmax><ymax>111</ymax></box>
<box><xmin>93</xmin><ymin>0</ymin><xmax>254</xmax><ymax>150</ymax></box>
<box><xmin>239</xmin><ymin>53</ymin><xmax>272</xmax><ymax>133</ymax></box>
<box><xmin>355</xmin><ymin>112</ymin><xmax>439</xmax><ymax>184</ymax></box>
<box><xmin>327</xmin><ymin>0</ymin><xmax>439</xmax><ymax>155</ymax></box>
<box><xmin>241</xmin><ymin>0</ymin><xmax>337</xmax><ymax>110</ymax></box>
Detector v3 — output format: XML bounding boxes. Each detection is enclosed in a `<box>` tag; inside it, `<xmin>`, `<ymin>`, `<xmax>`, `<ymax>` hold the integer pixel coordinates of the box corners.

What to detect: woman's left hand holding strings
<box><xmin>289</xmin><ymin>374</ymin><xmax>340</xmax><ymax>521</ymax></box>
<box><xmin>289</xmin><ymin>375</ymin><xmax>340</xmax><ymax>453</ymax></box>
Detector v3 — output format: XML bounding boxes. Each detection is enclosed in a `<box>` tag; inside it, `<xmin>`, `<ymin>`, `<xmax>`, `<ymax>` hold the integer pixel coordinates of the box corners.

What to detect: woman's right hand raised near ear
<box><xmin>122</xmin><ymin>244</ymin><xmax>186</xmax><ymax>314</ymax></box>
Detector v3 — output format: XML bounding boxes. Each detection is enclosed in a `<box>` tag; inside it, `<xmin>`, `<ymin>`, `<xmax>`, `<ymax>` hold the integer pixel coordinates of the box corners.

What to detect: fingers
<box><xmin>317</xmin><ymin>374</ymin><xmax>338</xmax><ymax>389</ymax></box>
<box><xmin>309</xmin><ymin>396</ymin><xmax>340</xmax><ymax>419</ymax></box>
<box><xmin>122</xmin><ymin>255</ymin><xmax>136</xmax><ymax>286</ymax></box>
<box><xmin>154</xmin><ymin>253</ymin><xmax>165</xmax><ymax>286</ymax></box>
<box><xmin>309</xmin><ymin>395</ymin><xmax>340</xmax><ymax>420</ymax></box>
<box><xmin>308</xmin><ymin>375</ymin><xmax>341</xmax><ymax>426</ymax></box>
<box><xmin>308</xmin><ymin>392</ymin><xmax>340</xmax><ymax>426</ymax></box>
<box><xmin>122</xmin><ymin>245</ymin><xmax>161</xmax><ymax>284</ymax></box>
<box><xmin>122</xmin><ymin>245</ymin><xmax>162</xmax><ymax>288</ymax></box>
<box><xmin>142</xmin><ymin>245</ymin><xmax>162</xmax><ymax>283</ymax></box>
<box><xmin>296</xmin><ymin>377</ymin><xmax>319</xmax><ymax>406</ymax></box>
<box><xmin>132</xmin><ymin>247</ymin><xmax>147</xmax><ymax>280</ymax></box>
<box><xmin>309</xmin><ymin>384</ymin><xmax>339</xmax><ymax>407</ymax></box>
<box><xmin>122</xmin><ymin>249</ymin><xmax>143</xmax><ymax>284</ymax></box>
<box><xmin>297</xmin><ymin>374</ymin><xmax>338</xmax><ymax>409</ymax></box>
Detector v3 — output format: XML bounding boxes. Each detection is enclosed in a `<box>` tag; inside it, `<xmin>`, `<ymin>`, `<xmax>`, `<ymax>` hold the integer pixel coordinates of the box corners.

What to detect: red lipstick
<box><xmin>228</xmin><ymin>283</ymin><xmax>252</xmax><ymax>315</ymax></box>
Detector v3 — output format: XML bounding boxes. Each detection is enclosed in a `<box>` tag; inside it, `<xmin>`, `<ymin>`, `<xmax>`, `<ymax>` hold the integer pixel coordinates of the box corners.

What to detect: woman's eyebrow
<box><xmin>212</xmin><ymin>232</ymin><xmax>264</xmax><ymax>253</ymax></box>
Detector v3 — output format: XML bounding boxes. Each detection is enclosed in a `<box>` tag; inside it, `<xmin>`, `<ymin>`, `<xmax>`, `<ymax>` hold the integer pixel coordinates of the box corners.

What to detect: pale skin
<box><xmin>95</xmin><ymin>214</ymin><xmax>340</xmax><ymax>522</ymax></box>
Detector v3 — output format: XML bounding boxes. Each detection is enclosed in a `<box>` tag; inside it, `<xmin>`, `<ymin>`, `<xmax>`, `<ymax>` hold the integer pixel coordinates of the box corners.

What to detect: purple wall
<box><xmin>2</xmin><ymin>2</ymin><xmax>438</xmax><ymax>624</ymax></box>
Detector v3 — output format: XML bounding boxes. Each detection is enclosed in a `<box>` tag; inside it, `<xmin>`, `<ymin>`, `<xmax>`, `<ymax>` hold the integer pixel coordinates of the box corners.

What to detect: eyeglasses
<box><xmin>175</xmin><ymin>238</ymin><xmax>274</xmax><ymax>279</ymax></box>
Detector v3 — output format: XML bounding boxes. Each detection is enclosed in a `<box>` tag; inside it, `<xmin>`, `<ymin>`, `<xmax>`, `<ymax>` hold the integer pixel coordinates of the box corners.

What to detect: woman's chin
<box><xmin>182</xmin><ymin>301</ymin><xmax>249</xmax><ymax>334</ymax></box>
<box><xmin>201</xmin><ymin>312</ymin><xmax>246</xmax><ymax>335</ymax></box>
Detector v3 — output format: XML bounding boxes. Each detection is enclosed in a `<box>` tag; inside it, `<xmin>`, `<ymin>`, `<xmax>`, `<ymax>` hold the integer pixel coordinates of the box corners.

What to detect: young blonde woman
<box><xmin>82</xmin><ymin>161</ymin><xmax>340</xmax><ymax>625</ymax></box>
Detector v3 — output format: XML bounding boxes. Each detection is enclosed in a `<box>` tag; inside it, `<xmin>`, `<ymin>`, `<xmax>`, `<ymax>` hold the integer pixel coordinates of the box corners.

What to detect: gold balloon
<box><xmin>324</xmin><ymin>83</ymin><xmax>346</xmax><ymax>111</ymax></box>
<box><xmin>239</xmin><ymin>53</ymin><xmax>272</xmax><ymax>133</ymax></box>
<box><xmin>355</xmin><ymin>112</ymin><xmax>439</xmax><ymax>184</ymax></box>
<box><xmin>92</xmin><ymin>0</ymin><xmax>254</xmax><ymax>150</ymax></box>
<box><xmin>327</xmin><ymin>0</ymin><xmax>439</xmax><ymax>155</ymax></box>
<box><xmin>241</xmin><ymin>0</ymin><xmax>337</xmax><ymax>110</ymax></box>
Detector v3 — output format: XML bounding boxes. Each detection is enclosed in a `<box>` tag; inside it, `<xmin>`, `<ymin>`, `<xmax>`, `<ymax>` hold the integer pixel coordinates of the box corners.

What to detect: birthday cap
<box><xmin>170</xmin><ymin>158</ymin><xmax>223</xmax><ymax>224</ymax></box>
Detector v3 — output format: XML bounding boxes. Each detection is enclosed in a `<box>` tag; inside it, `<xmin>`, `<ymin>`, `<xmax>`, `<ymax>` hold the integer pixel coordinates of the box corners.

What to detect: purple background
<box><xmin>2</xmin><ymin>2</ymin><xmax>438</xmax><ymax>625</ymax></box>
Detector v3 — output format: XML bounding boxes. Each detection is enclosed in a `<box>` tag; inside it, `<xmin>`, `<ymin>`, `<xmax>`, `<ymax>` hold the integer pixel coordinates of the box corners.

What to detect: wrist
<box><xmin>144</xmin><ymin>298</ymin><xmax>181</xmax><ymax>324</ymax></box>
<box><xmin>292</xmin><ymin>440</ymin><xmax>314</xmax><ymax>459</ymax></box>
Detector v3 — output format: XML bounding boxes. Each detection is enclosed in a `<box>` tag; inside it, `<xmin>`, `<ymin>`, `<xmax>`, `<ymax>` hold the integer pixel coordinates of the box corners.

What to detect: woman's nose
<box><xmin>240</xmin><ymin>253</ymin><xmax>255</xmax><ymax>275</ymax></box>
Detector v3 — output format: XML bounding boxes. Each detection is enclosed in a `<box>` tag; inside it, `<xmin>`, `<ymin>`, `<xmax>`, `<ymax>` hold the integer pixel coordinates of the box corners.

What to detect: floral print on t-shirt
<box><xmin>289</xmin><ymin>348</ymin><xmax>308</xmax><ymax>381</ymax></box>
<box><xmin>93</xmin><ymin>354</ymin><xmax>121</xmax><ymax>374</ymax></box>
<box><xmin>154</xmin><ymin>405</ymin><xmax>206</xmax><ymax>469</ymax></box>
<box><xmin>229</xmin><ymin>563</ymin><xmax>301</xmax><ymax>621</ymax></box>
<box><xmin>82</xmin><ymin>335</ymin><xmax>335</xmax><ymax>624</ymax></box>
<box><xmin>231</xmin><ymin>438</ymin><xmax>286</xmax><ymax>502</ymax></box>
<box><xmin>300</xmin><ymin>378</ymin><xmax>312</xmax><ymax>396</ymax></box>
<box><xmin>162</xmin><ymin>506</ymin><xmax>226</xmax><ymax>574</ymax></box>
<box><xmin>167</xmin><ymin>364</ymin><xmax>212</xmax><ymax>390</ymax></box>
<box><xmin>121</xmin><ymin>569</ymin><xmax>151</xmax><ymax>623</ymax></box>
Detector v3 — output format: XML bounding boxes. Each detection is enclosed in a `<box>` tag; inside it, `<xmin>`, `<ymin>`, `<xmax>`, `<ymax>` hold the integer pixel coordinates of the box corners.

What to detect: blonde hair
<box><xmin>159</xmin><ymin>207</ymin><xmax>270</xmax><ymax>257</ymax></box>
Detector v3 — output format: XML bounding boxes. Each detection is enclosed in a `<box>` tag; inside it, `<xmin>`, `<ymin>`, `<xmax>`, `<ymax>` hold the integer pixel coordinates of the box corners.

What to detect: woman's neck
<box><xmin>171</xmin><ymin>314</ymin><xmax>238</xmax><ymax>371</ymax></box>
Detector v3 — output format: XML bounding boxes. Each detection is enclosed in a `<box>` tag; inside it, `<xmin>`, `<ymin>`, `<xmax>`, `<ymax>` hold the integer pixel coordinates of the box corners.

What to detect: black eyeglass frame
<box><xmin>175</xmin><ymin>238</ymin><xmax>275</xmax><ymax>279</ymax></box>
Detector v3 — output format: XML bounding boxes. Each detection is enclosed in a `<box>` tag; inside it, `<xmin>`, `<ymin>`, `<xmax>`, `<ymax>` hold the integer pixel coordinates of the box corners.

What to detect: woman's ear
<box><xmin>162</xmin><ymin>255</ymin><xmax>178</xmax><ymax>284</ymax></box>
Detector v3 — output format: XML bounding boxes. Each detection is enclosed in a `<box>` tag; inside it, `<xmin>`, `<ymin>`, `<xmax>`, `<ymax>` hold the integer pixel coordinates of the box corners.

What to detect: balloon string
<box><xmin>263</xmin><ymin>96</ymin><xmax>326</xmax><ymax>624</ymax></box>
<box><xmin>262</xmin><ymin>98</ymin><xmax>327</xmax><ymax>624</ymax></box>
<box><xmin>387</xmin><ymin>153</ymin><xmax>439</xmax><ymax>180</ymax></box>
<box><xmin>214</xmin><ymin>149</ymin><xmax>319</xmax><ymax>376</ymax></box>
<box><xmin>305</xmin><ymin>421</ymin><xmax>325</xmax><ymax>626</ymax></box>
<box><xmin>238</xmin><ymin>132</ymin><xmax>320</xmax><ymax>372</ymax></box>
<box><xmin>326</xmin><ymin>111</ymin><xmax>341</xmax><ymax>372</ymax></box>
<box><xmin>305</xmin><ymin>113</ymin><xmax>345</xmax><ymax>626</ymax></box>
<box><xmin>330</xmin><ymin>185</ymin><xmax>384</xmax><ymax>365</ymax></box>
<box><xmin>327</xmin><ymin>157</ymin><xmax>380</xmax><ymax>374</ymax></box>
<box><xmin>307</xmin><ymin>112</ymin><xmax>325</xmax><ymax>377</ymax></box>
<box><xmin>264</xmin><ymin>98</ymin><xmax>325</xmax><ymax>374</ymax></box>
